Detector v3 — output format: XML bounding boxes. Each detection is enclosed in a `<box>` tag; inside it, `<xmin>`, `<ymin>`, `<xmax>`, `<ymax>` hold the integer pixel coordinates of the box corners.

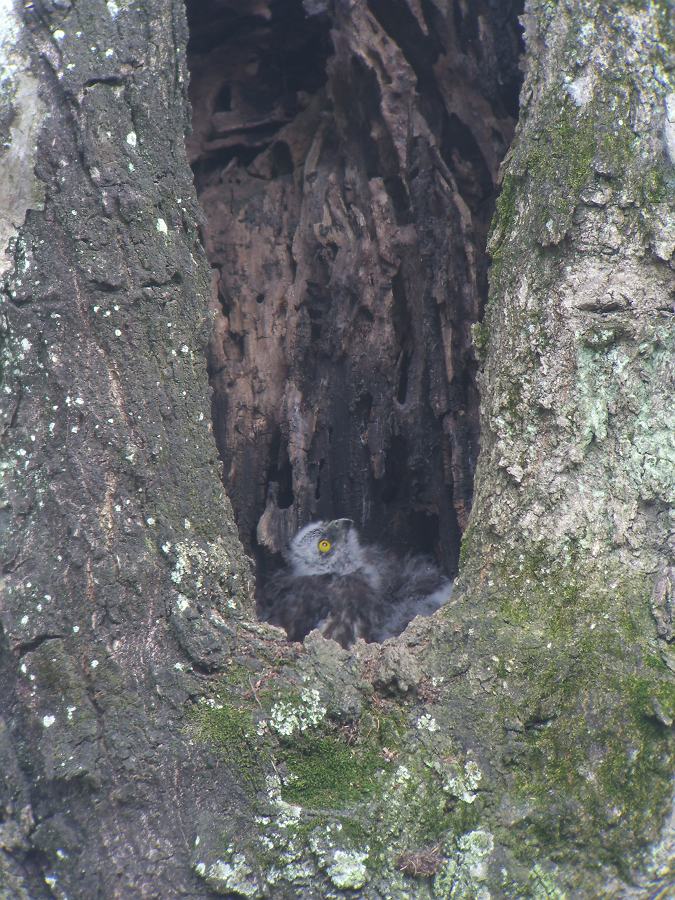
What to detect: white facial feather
<box><xmin>287</xmin><ymin>519</ymin><xmax>367</xmax><ymax>578</ymax></box>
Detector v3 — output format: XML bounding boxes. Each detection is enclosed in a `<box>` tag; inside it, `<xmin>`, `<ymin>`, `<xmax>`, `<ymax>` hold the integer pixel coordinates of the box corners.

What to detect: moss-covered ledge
<box><xmin>179</xmin><ymin>547</ymin><xmax>673</xmax><ymax>897</ymax></box>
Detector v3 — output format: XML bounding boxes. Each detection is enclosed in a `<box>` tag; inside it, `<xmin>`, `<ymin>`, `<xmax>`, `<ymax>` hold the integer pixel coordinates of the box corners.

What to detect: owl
<box><xmin>261</xmin><ymin>518</ymin><xmax>452</xmax><ymax>648</ymax></box>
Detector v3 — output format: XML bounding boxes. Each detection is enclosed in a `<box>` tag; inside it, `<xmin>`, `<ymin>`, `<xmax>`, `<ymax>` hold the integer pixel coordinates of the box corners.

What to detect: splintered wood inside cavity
<box><xmin>186</xmin><ymin>0</ymin><xmax>523</xmax><ymax>606</ymax></box>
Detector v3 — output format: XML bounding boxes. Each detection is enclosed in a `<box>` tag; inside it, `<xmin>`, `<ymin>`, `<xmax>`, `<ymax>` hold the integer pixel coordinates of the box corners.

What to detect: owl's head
<box><xmin>286</xmin><ymin>518</ymin><xmax>365</xmax><ymax>577</ymax></box>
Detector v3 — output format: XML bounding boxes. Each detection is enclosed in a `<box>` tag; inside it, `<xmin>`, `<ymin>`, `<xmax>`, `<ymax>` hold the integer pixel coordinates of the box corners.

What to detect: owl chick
<box><xmin>261</xmin><ymin>519</ymin><xmax>452</xmax><ymax>648</ymax></box>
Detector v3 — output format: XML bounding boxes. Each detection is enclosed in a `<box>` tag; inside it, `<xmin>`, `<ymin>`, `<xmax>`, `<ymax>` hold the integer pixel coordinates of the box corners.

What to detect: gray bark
<box><xmin>0</xmin><ymin>1</ymin><xmax>255</xmax><ymax>897</ymax></box>
<box><xmin>0</xmin><ymin>1</ymin><xmax>672</xmax><ymax>899</ymax></box>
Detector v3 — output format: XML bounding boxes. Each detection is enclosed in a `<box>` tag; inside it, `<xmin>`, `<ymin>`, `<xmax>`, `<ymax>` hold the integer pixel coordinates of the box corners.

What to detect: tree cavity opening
<box><xmin>185</xmin><ymin>0</ymin><xmax>523</xmax><ymax>625</ymax></box>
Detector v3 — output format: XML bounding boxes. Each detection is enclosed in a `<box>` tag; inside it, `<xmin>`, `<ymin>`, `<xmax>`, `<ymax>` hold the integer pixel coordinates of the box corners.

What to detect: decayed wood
<box><xmin>187</xmin><ymin>0</ymin><xmax>522</xmax><ymax>578</ymax></box>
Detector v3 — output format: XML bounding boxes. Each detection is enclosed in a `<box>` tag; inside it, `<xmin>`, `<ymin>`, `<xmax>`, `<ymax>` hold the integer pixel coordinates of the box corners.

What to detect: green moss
<box><xmin>360</xmin><ymin>708</ymin><xmax>408</xmax><ymax>748</ymax></box>
<box><xmin>489</xmin><ymin>173</ymin><xmax>518</xmax><ymax>255</ymax></box>
<box><xmin>625</xmin><ymin>675</ymin><xmax>674</xmax><ymax>725</ymax></box>
<box><xmin>524</xmin><ymin>101</ymin><xmax>596</xmax><ymax>230</ymax></box>
<box><xmin>278</xmin><ymin>732</ymin><xmax>383</xmax><ymax>808</ymax></box>
<box><xmin>464</xmin><ymin>549</ymin><xmax>675</xmax><ymax>875</ymax></box>
<box><xmin>528</xmin><ymin>863</ymin><xmax>566</xmax><ymax>899</ymax></box>
<box><xmin>443</xmin><ymin>795</ymin><xmax>482</xmax><ymax>840</ymax></box>
<box><xmin>222</xmin><ymin>659</ymin><xmax>262</xmax><ymax>688</ymax></box>
<box><xmin>189</xmin><ymin>698</ymin><xmax>265</xmax><ymax>793</ymax></box>
<box><xmin>500</xmin><ymin>626</ymin><xmax>672</xmax><ymax>870</ymax></box>
<box><xmin>516</xmin><ymin>675</ymin><xmax>672</xmax><ymax>873</ymax></box>
<box><xmin>471</xmin><ymin>321</ymin><xmax>490</xmax><ymax>360</ymax></box>
<box><xmin>638</xmin><ymin>161</ymin><xmax>672</xmax><ymax>220</ymax></box>
<box><xmin>458</xmin><ymin>525</ymin><xmax>474</xmax><ymax>569</ymax></box>
<box><xmin>188</xmin><ymin>543</ymin><xmax>672</xmax><ymax>894</ymax></box>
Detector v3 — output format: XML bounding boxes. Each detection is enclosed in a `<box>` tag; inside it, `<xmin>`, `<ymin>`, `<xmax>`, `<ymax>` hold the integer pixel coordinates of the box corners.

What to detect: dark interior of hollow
<box><xmin>185</xmin><ymin>0</ymin><xmax>523</xmax><ymax>597</ymax></box>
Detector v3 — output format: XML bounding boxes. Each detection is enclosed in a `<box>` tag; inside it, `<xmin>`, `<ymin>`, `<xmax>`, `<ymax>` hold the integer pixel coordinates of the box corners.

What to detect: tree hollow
<box><xmin>185</xmin><ymin>0</ymin><xmax>523</xmax><ymax>599</ymax></box>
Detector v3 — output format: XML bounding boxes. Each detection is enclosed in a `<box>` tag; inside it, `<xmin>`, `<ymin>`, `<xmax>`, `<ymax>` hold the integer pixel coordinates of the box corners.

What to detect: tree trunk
<box><xmin>0</xmin><ymin>2</ymin><xmax>257</xmax><ymax>896</ymax></box>
<box><xmin>1</xmin><ymin>2</ymin><xmax>672</xmax><ymax>900</ymax></box>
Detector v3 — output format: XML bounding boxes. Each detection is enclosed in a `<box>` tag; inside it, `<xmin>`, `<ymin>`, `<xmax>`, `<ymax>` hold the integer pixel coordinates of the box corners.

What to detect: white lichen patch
<box><xmin>268</xmin><ymin>689</ymin><xmax>326</xmax><ymax>736</ymax></box>
<box><xmin>42</xmin><ymin>715</ymin><xmax>55</xmax><ymax>728</ymax></box>
<box><xmin>202</xmin><ymin>852</ymin><xmax>260</xmax><ymax>898</ymax></box>
<box><xmin>126</xmin><ymin>131</ymin><xmax>137</xmax><ymax>147</ymax></box>
<box><xmin>326</xmin><ymin>849</ymin><xmax>369</xmax><ymax>890</ymax></box>
<box><xmin>280</xmin><ymin>860</ymin><xmax>315</xmax><ymax>883</ymax></box>
<box><xmin>443</xmin><ymin>759</ymin><xmax>483</xmax><ymax>804</ymax></box>
<box><xmin>394</xmin><ymin>764</ymin><xmax>412</xmax><ymax>784</ymax></box>
<box><xmin>434</xmin><ymin>830</ymin><xmax>494</xmax><ymax>899</ymax></box>
<box><xmin>156</xmin><ymin>217</ymin><xmax>168</xmax><ymax>234</ymax></box>
<box><xmin>170</xmin><ymin>542</ymin><xmax>208</xmax><ymax>587</ymax></box>
<box><xmin>105</xmin><ymin>0</ymin><xmax>130</xmax><ymax>17</ymax></box>
<box><xmin>566</xmin><ymin>71</ymin><xmax>594</xmax><ymax>107</ymax></box>
<box><xmin>198</xmin><ymin>697</ymin><xmax>224</xmax><ymax>711</ymax></box>
<box><xmin>417</xmin><ymin>713</ymin><xmax>439</xmax><ymax>733</ymax></box>
<box><xmin>166</xmin><ymin>538</ymin><xmax>249</xmax><ymax>623</ymax></box>
<box><xmin>277</xmin><ymin>807</ymin><xmax>303</xmax><ymax>830</ymax></box>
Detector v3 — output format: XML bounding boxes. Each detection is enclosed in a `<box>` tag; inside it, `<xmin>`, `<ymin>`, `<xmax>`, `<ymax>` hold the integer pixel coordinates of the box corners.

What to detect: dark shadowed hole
<box><xmin>355</xmin><ymin>392</ymin><xmax>373</xmax><ymax>429</ymax></box>
<box><xmin>270</xmin><ymin>141</ymin><xmax>294</xmax><ymax>176</ymax></box>
<box><xmin>440</xmin><ymin>113</ymin><xmax>493</xmax><ymax>209</ymax></box>
<box><xmin>267</xmin><ymin>430</ymin><xmax>295</xmax><ymax>510</ymax></box>
<box><xmin>215</xmin><ymin>83</ymin><xmax>232</xmax><ymax>111</ymax></box>
<box><xmin>397</xmin><ymin>350</ymin><xmax>411</xmax><ymax>405</ymax></box>
<box><xmin>380</xmin><ymin>435</ymin><xmax>408</xmax><ymax>504</ymax></box>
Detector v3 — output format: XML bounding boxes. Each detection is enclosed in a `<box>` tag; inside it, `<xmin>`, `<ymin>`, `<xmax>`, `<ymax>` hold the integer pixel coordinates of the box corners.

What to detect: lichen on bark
<box><xmin>459</xmin><ymin>0</ymin><xmax>675</xmax><ymax>892</ymax></box>
<box><xmin>472</xmin><ymin>0</ymin><xmax>673</xmax><ymax>578</ymax></box>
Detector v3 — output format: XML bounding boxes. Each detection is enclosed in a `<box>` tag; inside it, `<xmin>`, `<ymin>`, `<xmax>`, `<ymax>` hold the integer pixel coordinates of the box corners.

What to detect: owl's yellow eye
<box><xmin>318</xmin><ymin>539</ymin><xmax>332</xmax><ymax>554</ymax></box>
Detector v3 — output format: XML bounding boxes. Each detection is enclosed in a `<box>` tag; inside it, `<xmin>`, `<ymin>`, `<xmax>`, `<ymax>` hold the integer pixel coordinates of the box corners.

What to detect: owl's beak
<box><xmin>332</xmin><ymin>518</ymin><xmax>354</xmax><ymax>533</ymax></box>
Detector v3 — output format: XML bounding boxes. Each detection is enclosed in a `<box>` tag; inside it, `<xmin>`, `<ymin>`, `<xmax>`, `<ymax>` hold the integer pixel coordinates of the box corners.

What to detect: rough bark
<box><xmin>459</xmin><ymin>0</ymin><xmax>675</xmax><ymax>892</ymax></box>
<box><xmin>0</xmin><ymin>1</ymin><xmax>672</xmax><ymax>900</ymax></box>
<box><xmin>0</xmin><ymin>1</ymin><xmax>257</xmax><ymax>897</ymax></box>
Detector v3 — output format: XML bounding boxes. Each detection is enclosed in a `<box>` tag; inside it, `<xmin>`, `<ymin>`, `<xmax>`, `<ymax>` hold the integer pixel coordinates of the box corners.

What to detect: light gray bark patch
<box><xmin>0</xmin><ymin>6</ymin><xmax>46</xmax><ymax>277</ymax></box>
